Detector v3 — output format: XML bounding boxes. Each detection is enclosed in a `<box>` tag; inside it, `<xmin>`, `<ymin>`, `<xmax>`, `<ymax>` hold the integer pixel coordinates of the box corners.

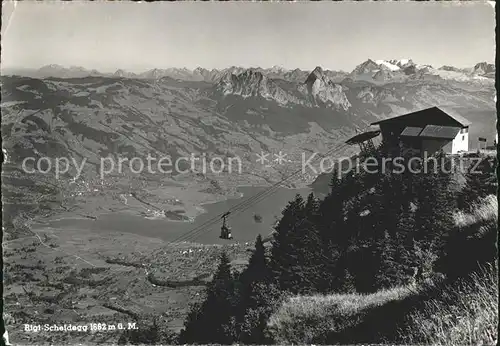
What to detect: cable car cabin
<box><xmin>220</xmin><ymin>225</ymin><xmax>232</xmax><ymax>240</ymax></box>
<box><xmin>220</xmin><ymin>212</ymin><xmax>233</xmax><ymax>240</ymax></box>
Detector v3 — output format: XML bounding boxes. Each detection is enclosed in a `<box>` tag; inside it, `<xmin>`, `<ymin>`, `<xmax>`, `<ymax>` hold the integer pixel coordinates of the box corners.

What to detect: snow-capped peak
<box><xmin>386</xmin><ymin>58</ymin><xmax>415</xmax><ymax>68</ymax></box>
<box><xmin>394</xmin><ymin>58</ymin><xmax>410</xmax><ymax>66</ymax></box>
<box><xmin>375</xmin><ymin>60</ymin><xmax>401</xmax><ymax>71</ymax></box>
<box><xmin>269</xmin><ymin>65</ymin><xmax>287</xmax><ymax>73</ymax></box>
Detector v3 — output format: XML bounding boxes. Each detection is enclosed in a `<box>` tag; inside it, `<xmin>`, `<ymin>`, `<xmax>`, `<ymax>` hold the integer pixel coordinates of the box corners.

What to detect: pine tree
<box><xmin>411</xmin><ymin>156</ymin><xmax>456</xmax><ymax>280</ymax></box>
<box><xmin>178</xmin><ymin>302</ymin><xmax>202</xmax><ymax>344</ymax></box>
<box><xmin>317</xmin><ymin>171</ymin><xmax>347</xmax><ymax>291</ymax></box>
<box><xmin>270</xmin><ymin>194</ymin><xmax>306</xmax><ymax>292</ymax></box>
<box><xmin>320</xmin><ymin>171</ymin><xmax>345</xmax><ymax>240</ymax></box>
<box><xmin>179</xmin><ymin>251</ymin><xmax>237</xmax><ymax>344</ymax></box>
<box><xmin>305</xmin><ymin>192</ymin><xmax>320</xmax><ymax>223</ymax></box>
<box><xmin>117</xmin><ymin>332</ymin><xmax>128</xmax><ymax>345</ymax></box>
<box><xmin>414</xmin><ymin>163</ymin><xmax>455</xmax><ymax>251</ymax></box>
<box><xmin>373</xmin><ymin>231</ymin><xmax>399</xmax><ymax>290</ymax></box>
<box><xmin>237</xmin><ymin>235</ymin><xmax>271</xmax><ymax>317</ymax></box>
<box><xmin>122</xmin><ymin>319</ymin><xmax>161</xmax><ymax>345</ymax></box>
<box><xmin>205</xmin><ymin>251</ymin><xmax>237</xmax><ymax>343</ymax></box>
<box><xmin>344</xmin><ymin>168</ymin><xmax>414</xmax><ymax>292</ymax></box>
<box><xmin>298</xmin><ymin>193</ymin><xmax>325</xmax><ymax>292</ymax></box>
<box><xmin>241</xmin><ymin>234</ymin><xmax>269</xmax><ymax>288</ymax></box>
<box><xmin>236</xmin><ymin>234</ymin><xmax>284</xmax><ymax>344</ymax></box>
<box><xmin>458</xmin><ymin>156</ymin><xmax>497</xmax><ymax>210</ymax></box>
<box><xmin>237</xmin><ymin>283</ymin><xmax>282</xmax><ymax>344</ymax></box>
<box><xmin>339</xmin><ymin>268</ymin><xmax>356</xmax><ymax>293</ymax></box>
<box><xmin>391</xmin><ymin>203</ymin><xmax>418</xmax><ymax>286</ymax></box>
<box><xmin>149</xmin><ymin>319</ymin><xmax>160</xmax><ymax>345</ymax></box>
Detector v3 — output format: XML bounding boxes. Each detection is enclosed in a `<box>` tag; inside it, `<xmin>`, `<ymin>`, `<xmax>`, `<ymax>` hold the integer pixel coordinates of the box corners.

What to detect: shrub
<box><xmin>117</xmin><ymin>319</ymin><xmax>161</xmax><ymax>345</ymax></box>
<box><xmin>253</xmin><ymin>213</ymin><xmax>263</xmax><ymax>223</ymax></box>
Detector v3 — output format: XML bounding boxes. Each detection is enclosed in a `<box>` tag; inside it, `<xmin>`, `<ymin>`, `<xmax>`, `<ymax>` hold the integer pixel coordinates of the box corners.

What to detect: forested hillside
<box><xmin>114</xmin><ymin>145</ymin><xmax>497</xmax><ymax>345</ymax></box>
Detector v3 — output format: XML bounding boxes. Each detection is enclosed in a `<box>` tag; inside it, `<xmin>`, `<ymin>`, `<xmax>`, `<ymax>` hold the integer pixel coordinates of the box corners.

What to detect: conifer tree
<box><xmin>414</xmin><ymin>160</ymin><xmax>455</xmax><ymax>251</ymax></box>
<box><xmin>237</xmin><ymin>282</ymin><xmax>282</xmax><ymax>344</ymax></box>
<box><xmin>178</xmin><ymin>302</ymin><xmax>203</xmax><ymax>344</ymax></box>
<box><xmin>299</xmin><ymin>193</ymin><xmax>325</xmax><ymax>292</ymax></box>
<box><xmin>117</xmin><ymin>332</ymin><xmax>128</xmax><ymax>345</ymax></box>
<box><xmin>305</xmin><ymin>192</ymin><xmax>320</xmax><ymax>221</ymax></box>
<box><xmin>392</xmin><ymin>203</ymin><xmax>418</xmax><ymax>286</ymax></box>
<box><xmin>373</xmin><ymin>231</ymin><xmax>399</xmax><ymax>289</ymax></box>
<box><xmin>320</xmin><ymin>171</ymin><xmax>345</xmax><ymax>240</ymax></box>
<box><xmin>245</xmin><ymin>235</ymin><xmax>269</xmax><ymax>283</ymax></box>
<box><xmin>458</xmin><ymin>156</ymin><xmax>497</xmax><ymax>210</ymax></box>
<box><xmin>317</xmin><ymin>171</ymin><xmax>347</xmax><ymax>291</ymax></box>
<box><xmin>235</xmin><ymin>234</ymin><xmax>284</xmax><ymax>344</ymax></box>
<box><xmin>339</xmin><ymin>268</ymin><xmax>356</xmax><ymax>293</ymax></box>
<box><xmin>270</xmin><ymin>194</ymin><xmax>306</xmax><ymax>292</ymax></box>
<box><xmin>179</xmin><ymin>251</ymin><xmax>237</xmax><ymax>344</ymax></box>
<box><xmin>120</xmin><ymin>319</ymin><xmax>161</xmax><ymax>345</ymax></box>
<box><xmin>238</xmin><ymin>235</ymin><xmax>271</xmax><ymax>312</ymax></box>
<box><xmin>411</xmin><ymin>155</ymin><xmax>456</xmax><ymax>280</ymax></box>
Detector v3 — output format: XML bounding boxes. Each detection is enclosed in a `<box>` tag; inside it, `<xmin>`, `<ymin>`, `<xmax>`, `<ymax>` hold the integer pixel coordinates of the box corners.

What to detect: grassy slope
<box><xmin>269</xmin><ymin>269</ymin><xmax>498</xmax><ymax>345</ymax></box>
<box><xmin>401</xmin><ymin>266</ymin><xmax>498</xmax><ymax>345</ymax></box>
<box><xmin>268</xmin><ymin>285</ymin><xmax>415</xmax><ymax>344</ymax></box>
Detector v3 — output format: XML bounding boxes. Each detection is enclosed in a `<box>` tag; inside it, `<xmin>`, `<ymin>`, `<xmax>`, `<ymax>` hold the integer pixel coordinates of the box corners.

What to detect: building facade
<box><xmin>370</xmin><ymin>107</ymin><xmax>470</xmax><ymax>156</ymax></box>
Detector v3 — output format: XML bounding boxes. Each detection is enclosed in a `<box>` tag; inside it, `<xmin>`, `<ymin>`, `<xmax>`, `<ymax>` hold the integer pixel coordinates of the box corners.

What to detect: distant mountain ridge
<box><xmin>4</xmin><ymin>59</ymin><xmax>494</xmax><ymax>84</ymax></box>
<box><xmin>1</xmin><ymin>56</ymin><xmax>496</xmax><ymax>190</ymax></box>
<box><xmin>213</xmin><ymin>66</ymin><xmax>351</xmax><ymax>109</ymax></box>
<box><xmin>348</xmin><ymin>59</ymin><xmax>495</xmax><ymax>85</ymax></box>
<box><xmin>2</xmin><ymin>58</ymin><xmax>495</xmax><ymax>179</ymax></box>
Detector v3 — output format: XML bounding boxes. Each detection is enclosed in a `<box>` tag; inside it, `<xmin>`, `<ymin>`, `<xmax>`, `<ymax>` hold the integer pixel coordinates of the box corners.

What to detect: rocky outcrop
<box><xmin>373</xmin><ymin>69</ymin><xmax>394</xmax><ymax>81</ymax></box>
<box><xmin>299</xmin><ymin>67</ymin><xmax>351</xmax><ymax>110</ymax></box>
<box><xmin>215</xmin><ymin>70</ymin><xmax>301</xmax><ymax>105</ymax></box>
<box><xmin>472</xmin><ymin>62</ymin><xmax>495</xmax><ymax>76</ymax></box>
<box><xmin>352</xmin><ymin>59</ymin><xmax>381</xmax><ymax>74</ymax></box>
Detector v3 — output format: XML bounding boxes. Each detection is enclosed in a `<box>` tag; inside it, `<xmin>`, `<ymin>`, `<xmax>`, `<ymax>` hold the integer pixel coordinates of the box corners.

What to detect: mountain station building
<box><xmin>347</xmin><ymin>107</ymin><xmax>471</xmax><ymax>156</ymax></box>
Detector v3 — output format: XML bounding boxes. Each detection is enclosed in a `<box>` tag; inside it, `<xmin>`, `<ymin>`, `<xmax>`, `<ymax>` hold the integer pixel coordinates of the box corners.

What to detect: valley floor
<box><xmin>3</xmin><ymin>224</ymin><xmax>253</xmax><ymax>345</ymax></box>
<box><xmin>2</xmin><ymin>164</ymin><xmax>307</xmax><ymax>344</ymax></box>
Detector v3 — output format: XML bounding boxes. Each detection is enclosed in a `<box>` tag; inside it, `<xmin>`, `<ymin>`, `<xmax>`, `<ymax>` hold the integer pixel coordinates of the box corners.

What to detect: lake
<box><xmin>37</xmin><ymin>186</ymin><xmax>312</xmax><ymax>244</ymax></box>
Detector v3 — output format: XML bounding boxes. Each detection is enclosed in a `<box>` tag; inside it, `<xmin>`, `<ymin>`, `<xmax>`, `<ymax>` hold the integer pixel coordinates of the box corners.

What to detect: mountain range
<box><xmin>3</xmin><ymin>59</ymin><xmax>495</xmax><ymax>83</ymax></box>
<box><xmin>1</xmin><ymin>59</ymin><xmax>496</xmax><ymax>190</ymax></box>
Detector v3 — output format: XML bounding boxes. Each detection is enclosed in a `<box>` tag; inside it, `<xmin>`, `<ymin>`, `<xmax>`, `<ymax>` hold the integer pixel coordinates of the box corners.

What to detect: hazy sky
<box><xmin>1</xmin><ymin>1</ymin><xmax>495</xmax><ymax>72</ymax></box>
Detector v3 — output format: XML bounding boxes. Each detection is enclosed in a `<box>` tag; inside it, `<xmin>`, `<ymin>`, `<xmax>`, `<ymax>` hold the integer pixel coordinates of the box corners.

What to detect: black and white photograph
<box><xmin>1</xmin><ymin>1</ymin><xmax>498</xmax><ymax>345</ymax></box>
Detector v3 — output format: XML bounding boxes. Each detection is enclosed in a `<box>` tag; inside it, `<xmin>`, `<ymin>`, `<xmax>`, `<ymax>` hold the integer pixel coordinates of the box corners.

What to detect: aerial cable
<box><xmin>173</xmin><ymin>140</ymin><xmax>353</xmax><ymax>243</ymax></box>
<box><xmin>171</xmin><ymin>141</ymin><xmax>350</xmax><ymax>243</ymax></box>
<box><xmin>184</xmin><ymin>143</ymin><xmax>352</xmax><ymax>242</ymax></box>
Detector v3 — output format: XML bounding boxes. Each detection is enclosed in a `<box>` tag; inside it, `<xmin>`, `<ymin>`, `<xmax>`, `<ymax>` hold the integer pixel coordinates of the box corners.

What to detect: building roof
<box><xmin>371</xmin><ymin>107</ymin><xmax>471</xmax><ymax>127</ymax></box>
<box><xmin>419</xmin><ymin>125</ymin><xmax>461</xmax><ymax>139</ymax></box>
<box><xmin>345</xmin><ymin>130</ymin><xmax>381</xmax><ymax>145</ymax></box>
<box><xmin>400</xmin><ymin>126</ymin><xmax>423</xmax><ymax>137</ymax></box>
